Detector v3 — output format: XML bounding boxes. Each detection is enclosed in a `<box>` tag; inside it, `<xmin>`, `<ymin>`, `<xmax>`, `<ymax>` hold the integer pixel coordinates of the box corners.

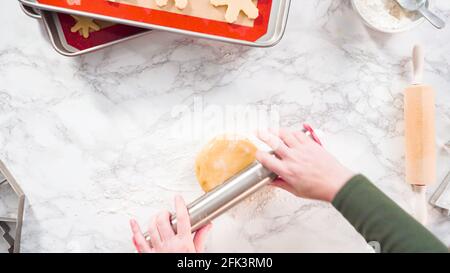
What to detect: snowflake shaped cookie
<box><xmin>70</xmin><ymin>15</ymin><xmax>101</xmax><ymax>38</ymax></box>
<box><xmin>210</xmin><ymin>0</ymin><xmax>259</xmax><ymax>23</ymax></box>
<box><xmin>155</xmin><ymin>0</ymin><xmax>188</xmax><ymax>9</ymax></box>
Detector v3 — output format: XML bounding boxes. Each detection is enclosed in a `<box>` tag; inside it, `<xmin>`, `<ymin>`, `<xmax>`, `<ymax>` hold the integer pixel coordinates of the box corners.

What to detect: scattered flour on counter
<box><xmin>354</xmin><ymin>0</ymin><xmax>420</xmax><ymax>30</ymax></box>
<box><xmin>228</xmin><ymin>186</ymin><xmax>277</xmax><ymax>219</ymax></box>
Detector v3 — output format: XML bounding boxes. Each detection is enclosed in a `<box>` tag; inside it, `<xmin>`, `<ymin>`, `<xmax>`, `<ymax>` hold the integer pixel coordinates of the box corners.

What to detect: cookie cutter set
<box><xmin>18</xmin><ymin>0</ymin><xmax>291</xmax><ymax>55</ymax></box>
<box><xmin>19</xmin><ymin>3</ymin><xmax>150</xmax><ymax>56</ymax></box>
<box><xmin>430</xmin><ymin>171</ymin><xmax>450</xmax><ymax>216</ymax></box>
<box><xmin>0</xmin><ymin>160</ymin><xmax>25</xmax><ymax>253</ymax></box>
<box><xmin>429</xmin><ymin>141</ymin><xmax>450</xmax><ymax>216</ymax></box>
<box><xmin>144</xmin><ymin>125</ymin><xmax>321</xmax><ymax>239</ymax></box>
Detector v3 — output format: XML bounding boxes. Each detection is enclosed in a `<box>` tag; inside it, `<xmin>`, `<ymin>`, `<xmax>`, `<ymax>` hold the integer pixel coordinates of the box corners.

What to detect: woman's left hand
<box><xmin>130</xmin><ymin>195</ymin><xmax>212</xmax><ymax>253</ymax></box>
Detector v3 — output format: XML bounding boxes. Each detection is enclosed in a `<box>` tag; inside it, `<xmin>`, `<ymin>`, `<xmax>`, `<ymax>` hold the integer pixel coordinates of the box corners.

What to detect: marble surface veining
<box><xmin>0</xmin><ymin>0</ymin><xmax>449</xmax><ymax>252</ymax></box>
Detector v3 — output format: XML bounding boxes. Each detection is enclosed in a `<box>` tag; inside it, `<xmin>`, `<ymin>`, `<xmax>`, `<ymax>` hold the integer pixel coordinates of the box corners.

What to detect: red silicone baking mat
<box><xmin>36</xmin><ymin>0</ymin><xmax>272</xmax><ymax>42</ymax></box>
<box><xmin>55</xmin><ymin>13</ymin><xmax>146</xmax><ymax>51</ymax></box>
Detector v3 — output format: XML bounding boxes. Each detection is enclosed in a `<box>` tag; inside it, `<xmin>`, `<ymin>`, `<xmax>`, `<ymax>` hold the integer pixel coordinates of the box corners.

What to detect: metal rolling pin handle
<box><xmin>143</xmin><ymin>124</ymin><xmax>321</xmax><ymax>244</ymax></box>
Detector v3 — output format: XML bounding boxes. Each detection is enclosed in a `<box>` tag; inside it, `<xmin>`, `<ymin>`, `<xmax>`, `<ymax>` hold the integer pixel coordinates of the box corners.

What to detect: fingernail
<box><xmin>132</xmin><ymin>237</ymin><xmax>141</xmax><ymax>253</ymax></box>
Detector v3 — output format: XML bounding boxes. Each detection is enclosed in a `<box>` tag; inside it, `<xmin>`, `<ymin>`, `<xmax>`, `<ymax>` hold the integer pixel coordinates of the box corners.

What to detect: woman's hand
<box><xmin>130</xmin><ymin>195</ymin><xmax>212</xmax><ymax>253</ymax></box>
<box><xmin>256</xmin><ymin>127</ymin><xmax>354</xmax><ymax>202</ymax></box>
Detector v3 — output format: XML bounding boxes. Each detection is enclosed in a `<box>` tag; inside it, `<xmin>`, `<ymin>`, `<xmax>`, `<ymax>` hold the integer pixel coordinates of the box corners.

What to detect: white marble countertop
<box><xmin>1</xmin><ymin>0</ymin><xmax>449</xmax><ymax>253</ymax></box>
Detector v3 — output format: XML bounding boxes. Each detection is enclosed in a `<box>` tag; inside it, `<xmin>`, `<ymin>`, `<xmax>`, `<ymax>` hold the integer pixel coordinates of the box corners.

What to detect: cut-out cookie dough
<box><xmin>155</xmin><ymin>0</ymin><xmax>188</xmax><ymax>9</ymax></box>
<box><xmin>67</xmin><ymin>0</ymin><xmax>81</xmax><ymax>5</ymax></box>
<box><xmin>70</xmin><ymin>15</ymin><xmax>100</xmax><ymax>38</ymax></box>
<box><xmin>195</xmin><ymin>136</ymin><xmax>257</xmax><ymax>192</ymax></box>
<box><xmin>210</xmin><ymin>0</ymin><xmax>259</xmax><ymax>23</ymax></box>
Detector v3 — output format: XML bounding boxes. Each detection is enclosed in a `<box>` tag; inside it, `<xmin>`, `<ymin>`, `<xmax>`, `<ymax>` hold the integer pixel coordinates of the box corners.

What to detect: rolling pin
<box><xmin>144</xmin><ymin>125</ymin><xmax>321</xmax><ymax>241</ymax></box>
<box><xmin>404</xmin><ymin>45</ymin><xmax>436</xmax><ymax>224</ymax></box>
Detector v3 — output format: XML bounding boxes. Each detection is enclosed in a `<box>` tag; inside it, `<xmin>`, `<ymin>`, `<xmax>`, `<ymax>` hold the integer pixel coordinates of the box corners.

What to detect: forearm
<box><xmin>332</xmin><ymin>175</ymin><xmax>448</xmax><ymax>253</ymax></box>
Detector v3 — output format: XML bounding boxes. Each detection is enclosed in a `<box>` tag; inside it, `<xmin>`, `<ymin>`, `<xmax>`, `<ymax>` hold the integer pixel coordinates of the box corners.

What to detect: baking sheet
<box><xmin>53</xmin><ymin>12</ymin><xmax>147</xmax><ymax>51</ymax></box>
<box><xmin>109</xmin><ymin>0</ymin><xmax>257</xmax><ymax>27</ymax></box>
<box><xmin>28</xmin><ymin>0</ymin><xmax>274</xmax><ymax>42</ymax></box>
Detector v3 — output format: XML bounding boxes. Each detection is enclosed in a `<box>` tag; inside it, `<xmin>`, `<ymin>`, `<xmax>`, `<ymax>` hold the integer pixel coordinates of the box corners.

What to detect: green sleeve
<box><xmin>332</xmin><ymin>174</ymin><xmax>448</xmax><ymax>253</ymax></box>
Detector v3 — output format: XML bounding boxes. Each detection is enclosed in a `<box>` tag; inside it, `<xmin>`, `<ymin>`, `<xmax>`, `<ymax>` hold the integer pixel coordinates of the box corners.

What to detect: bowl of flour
<box><xmin>352</xmin><ymin>0</ymin><xmax>429</xmax><ymax>33</ymax></box>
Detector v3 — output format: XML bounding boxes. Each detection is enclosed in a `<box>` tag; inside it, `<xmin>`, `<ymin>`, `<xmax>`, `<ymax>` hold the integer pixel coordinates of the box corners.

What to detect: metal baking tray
<box><xmin>20</xmin><ymin>2</ymin><xmax>41</xmax><ymax>19</ymax></box>
<box><xmin>18</xmin><ymin>0</ymin><xmax>291</xmax><ymax>47</ymax></box>
<box><xmin>20</xmin><ymin>4</ymin><xmax>151</xmax><ymax>56</ymax></box>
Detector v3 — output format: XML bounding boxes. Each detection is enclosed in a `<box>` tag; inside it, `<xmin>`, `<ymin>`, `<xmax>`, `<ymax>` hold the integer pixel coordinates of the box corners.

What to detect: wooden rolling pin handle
<box><xmin>412</xmin><ymin>185</ymin><xmax>428</xmax><ymax>225</ymax></box>
<box><xmin>412</xmin><ymin>45</ymin><xmax>424</xmax><ymax>85</ymax></box>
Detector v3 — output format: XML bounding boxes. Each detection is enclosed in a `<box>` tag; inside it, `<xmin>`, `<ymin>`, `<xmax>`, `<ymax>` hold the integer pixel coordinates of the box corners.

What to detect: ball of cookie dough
<box><xmin>195</xmin><ymin>136</ymin><xmax>257</xmax><ymax>192</ymax></box>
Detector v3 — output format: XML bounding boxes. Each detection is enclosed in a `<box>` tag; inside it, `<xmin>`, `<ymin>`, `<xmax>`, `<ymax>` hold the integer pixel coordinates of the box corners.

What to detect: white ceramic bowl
<box><xmin>351</xmin><ymin>0</ymin><xmax>430</xmax><ymax>33</ymax></box>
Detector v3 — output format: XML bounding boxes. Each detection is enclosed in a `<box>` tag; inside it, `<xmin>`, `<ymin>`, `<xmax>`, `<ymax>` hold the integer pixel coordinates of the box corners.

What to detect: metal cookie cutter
<box><xmin>429</xmin><ymin>141</ymin><xmax>450</xmax><ymax>215</ymax></box>
<box><xmin>430</xmin><ymin>171</ymin><xmax>450</xmax><ymax>216</ymax></box>
<box><xmin>0</xmin><ymin>160</ymin><xmax>25</xmax><ymax>253</ymax></box>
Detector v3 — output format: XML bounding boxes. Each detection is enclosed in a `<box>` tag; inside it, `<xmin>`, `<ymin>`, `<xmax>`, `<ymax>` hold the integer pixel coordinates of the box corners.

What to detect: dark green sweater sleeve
<box><xmin>332</xmin><ymin>175</ymin><xmax>448</xmax><ymax>253</ymax></box>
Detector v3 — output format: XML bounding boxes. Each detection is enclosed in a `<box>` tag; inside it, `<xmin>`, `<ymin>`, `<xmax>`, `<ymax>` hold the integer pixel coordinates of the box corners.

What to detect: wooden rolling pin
<box><xmin>404</xmin><ymin>45</ymin><xmax>436</xmax><ymax>224</ymax></box>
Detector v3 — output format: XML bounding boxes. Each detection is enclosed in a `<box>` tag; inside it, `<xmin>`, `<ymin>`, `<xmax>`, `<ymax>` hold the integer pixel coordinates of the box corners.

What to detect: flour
<box><xmin>354</xmin><ymin>0</ymin><xmax>420</xmax><ymax>30</ymax></box>
<box><xmin>228</xmin><ymin>185</ymin><xmax>276</xmax><ymax>219</ymax></box>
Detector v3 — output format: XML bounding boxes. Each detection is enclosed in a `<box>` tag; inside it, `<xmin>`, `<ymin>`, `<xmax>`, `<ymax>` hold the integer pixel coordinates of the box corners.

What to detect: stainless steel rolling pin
<box><xmin>145</xmin><ymin>125</ymin><xmax>321</xmax><ymax>240</ymax></box>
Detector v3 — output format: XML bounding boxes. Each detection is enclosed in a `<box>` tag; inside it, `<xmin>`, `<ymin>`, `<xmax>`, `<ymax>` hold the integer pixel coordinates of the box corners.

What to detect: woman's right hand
<box><xmin>256</xmin><ymin>127</ymin><xmax>355</xmax><ymax>202</ymax></box>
